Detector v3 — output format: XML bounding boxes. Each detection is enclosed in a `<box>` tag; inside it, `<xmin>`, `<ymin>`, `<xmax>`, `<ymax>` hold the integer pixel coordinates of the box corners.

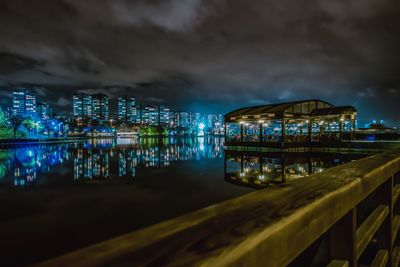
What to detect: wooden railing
<box><xmin>35</xmin><ymin>150</ymin><xmax>400</xmax><ymax>267</ymax></box>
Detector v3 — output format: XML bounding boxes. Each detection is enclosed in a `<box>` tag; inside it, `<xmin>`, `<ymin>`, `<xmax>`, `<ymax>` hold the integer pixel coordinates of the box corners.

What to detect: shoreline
<box><xmin>0</xmin><ymin>137</ymin><xmax>89</xmax><ymax>147</ymax></box>
<box><xmin>0</xmin><ymin>135</ymin><xmax>225</xmax><ymax>148</ymax></box>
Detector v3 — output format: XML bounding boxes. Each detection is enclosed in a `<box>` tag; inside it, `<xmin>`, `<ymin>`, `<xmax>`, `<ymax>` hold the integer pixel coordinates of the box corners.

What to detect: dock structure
<box><xmin>35</xmin><ymin>150</ymin><xmax>400</xmax><ymax>267</ymax></box>
<box><xmin>224</xmin><ymin>99</ymin><xmax>357</xmax><ymax>148</ymax></box>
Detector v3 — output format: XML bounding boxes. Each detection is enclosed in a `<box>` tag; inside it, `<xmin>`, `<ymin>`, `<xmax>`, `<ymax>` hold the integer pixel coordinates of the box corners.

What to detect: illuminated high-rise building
<box><xmin>12</xmin><ymin>89</ymin><xmax>37</xmax><ymax>117</ymax></box>
<box><xmin>206</xmin><ymin>114</ymin><xmax>214</xmax><ymax>129</ymax></box>
<box><xmin>72</xmin><ymin>93</ymin><xmax>93</xmax><ymax>121</ymax></box>
<box><xmin>142</xmin><ymin>105</ymin><xmax>158</xmax><ymax>125</ymax></box>
<box><xmin>159</xmin><ymin>106</ymin><xmax>170</xmax><ymax>126</ymax></box>
<box><xmin>118</xmin><ymin>96</ymin><xmax>136</xmax><ymax>123</ymax></box>
<box><xmin>37</xmin><ymin>102</ymin><xmax>53</xmax><ymax>119</ymax></box>
<box><xmin>190</xmin><ymin>112</ymin><xmax>201</xmax><ymax>128</ymax></box>
<box><xmin>173</xmin><ymin>111</ymin><xmax>190</xmax><ymax>128</ymax></box>
<box><xmin>92</xmin><ymin>94</ymin><xmax>109</xmax><ymax>122</ymax></box>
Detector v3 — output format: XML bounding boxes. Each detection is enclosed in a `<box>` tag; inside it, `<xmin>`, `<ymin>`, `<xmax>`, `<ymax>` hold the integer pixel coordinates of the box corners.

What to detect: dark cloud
<box><xmin>0</xmin><ymin>52</ymin><xmax>43</xmax><ymax>74</ymax></box>
<box><xmin>0</xmin><ymin>0</ymin><xmax>399</xmax><ymax>124</ymax></box>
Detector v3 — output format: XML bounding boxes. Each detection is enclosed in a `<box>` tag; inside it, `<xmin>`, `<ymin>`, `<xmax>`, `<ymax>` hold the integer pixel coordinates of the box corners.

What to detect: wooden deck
<box><xmin>35</xmin><ymin>150</ymin><xmax>400</xmax><ymax>267</ymax></box>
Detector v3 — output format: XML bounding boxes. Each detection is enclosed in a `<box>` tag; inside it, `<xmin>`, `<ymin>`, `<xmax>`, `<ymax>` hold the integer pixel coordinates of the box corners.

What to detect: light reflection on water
<box><xmin>224</xmin><ymin>150</ymin><xmax>366</xmax><ymax>189</ymax></box>
<box><xmin>0</xmin><ymin>138</ymin><xmax>368</xmax><ymax>189</ymax></box>
<box><xmin>0</xmin><ymin>137</ymin><xmax>223</xmax><ymax>186</ymax></box>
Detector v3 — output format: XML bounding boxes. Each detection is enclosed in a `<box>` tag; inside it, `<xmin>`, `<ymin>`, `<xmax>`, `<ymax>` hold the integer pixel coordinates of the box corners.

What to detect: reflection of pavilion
<box><xmin>224</xmin><ymin>150</ymin><xmax>365</xmax><ymax>189</ymax></box>
<box><xmin>224</xmin><ymin>100</ymin><xmax>357</xmax><ymax>148</ymax></box>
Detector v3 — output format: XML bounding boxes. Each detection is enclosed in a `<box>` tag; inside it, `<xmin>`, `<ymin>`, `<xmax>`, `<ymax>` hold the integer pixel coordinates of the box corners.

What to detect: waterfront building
<box><xmin>190</xmin><ymin>112</ymin><xmax>201</xmax><ymax>128</ymax></box>
<box><xmin>206</xmin><ymin>114</ymin><xmax>215</xmax><ymax>129</ymax></box>
<box><xmin>12</xmin><ymin>89</ymin><xmax>37</xmax><ymax>117</ymax></box>
<box><xmin>173</xmin><ymin>111</ymin><xmax>190</xmax><ymax>128</ymax></box>
<box><xmin>135</xmin><ymin>105</ymin><xmax>142</xmax><ymax>124</ymax></box>
<box><xmin>159</xmin><ymin>106</ymin><xmax>170</xmax><ymax>126</ymax></box>
<box><xmin>171</xmin><ymin>112</ymin><xmax>178</xmax><ymax>126</ymax></box>
<box><xmin>117</xmin><ymin>96</ymin><xmax>136</xmax><ymax>123</ymax></box>
<box><xmin>72</xmin><ymin>93</ymin><xmax>93</xmax><ymax>122</ymax></box>
<box><xmin>224</xmin><ymin>99</ymin><xmax>357</xmax><ymax>148</ymax></box>
<box><xmin>92</xmin><ymin>94</ymin><xmax>109</xmax><ymax>122</ymax></box>
<box><xmin>37</xmin><ymin>102</ymin><xmax>53</xmax><ymax>120</ymax></box>
<box><xmin>142</xmin><ymin>105</ymin><xmax>158</xmax><ymax>125</ymax></box>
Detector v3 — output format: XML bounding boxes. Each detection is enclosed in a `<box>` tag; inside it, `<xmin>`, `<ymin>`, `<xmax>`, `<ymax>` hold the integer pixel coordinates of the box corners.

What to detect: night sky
<box><xmin>0</xmin><ymin>0</ymin><xmax>399</xmax><ymax>125</ymax></box>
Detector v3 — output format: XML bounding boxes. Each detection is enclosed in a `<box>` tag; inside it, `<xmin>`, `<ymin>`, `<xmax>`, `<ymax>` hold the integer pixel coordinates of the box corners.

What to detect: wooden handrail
<box><xmin>35</xmin><ymin>150</ymin><xmax>400</xmax><ymax>267</ymax></box>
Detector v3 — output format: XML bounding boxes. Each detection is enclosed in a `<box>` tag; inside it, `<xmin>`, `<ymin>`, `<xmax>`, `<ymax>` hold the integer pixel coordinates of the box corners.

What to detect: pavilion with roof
<box><xmin>224</xmin><ymin>99</ymin><xmax>357</xmax><ymax>148</ymax></box>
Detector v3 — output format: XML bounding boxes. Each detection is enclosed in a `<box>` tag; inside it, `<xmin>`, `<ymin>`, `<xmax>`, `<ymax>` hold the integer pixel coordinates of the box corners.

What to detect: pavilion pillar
<box><xmin>240</xmin><ymin>123</ymin><xmax>244</xmax><ymax>142</ymax></box>
<box><xmin>281</xmin><ymin>117</ymin><xmax>286</xmax><ymax>146</ymax></box>
<box><xmin>224</xmin><ymin>123</ymin><xmax>227</xmax><ymax>141</ymax></box>
<box><xmin>339</xmin><ymin>120</ymin><xmax>343</xmax><ymax>140</ymax></box>
<box><xmin>351</xmin><ymin>119</ymin><xmax>356</xmax><ymax>140</ymax></box>
<box><xmin>259</xmin><ymin>123</ymin><xmax>263</xmax><ymax>143</ymax></box>
<box><xmin>308</xmin><ymin>118</ymin><xmax>312</xmax><ymax>143</ymax></box>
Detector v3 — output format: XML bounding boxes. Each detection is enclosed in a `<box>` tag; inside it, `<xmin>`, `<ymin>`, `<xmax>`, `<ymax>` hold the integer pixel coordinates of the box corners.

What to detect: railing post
<box><xmin>376</xmin><ymin>176</ymin><xmax>393</xmax><ymax>266</ymax></box>
<box><xmin>329</xmin><ymin>208</ymin><xmax>357</xmax><ymax>267</ymax></box>
<box><xmin>394</xmin><ymin>172</ymin><xmax>400</xmax><ymax>219</ymax></box>
<box><xmin>393</xmin><ymin>172</ymin><xmax>400</xmax><ymax>266</ymax></box>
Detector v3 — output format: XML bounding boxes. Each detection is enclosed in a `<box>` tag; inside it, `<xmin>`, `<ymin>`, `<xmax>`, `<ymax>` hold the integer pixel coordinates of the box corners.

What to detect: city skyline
<box><xmin>0</xmin><ymin>86</ymin><xmax>396</xmax><ymax>128</ymax></box>
<box><xmin>3</xmin><ymin>87</ymin><xmax>224</xmax><ymax>132</ymax></box>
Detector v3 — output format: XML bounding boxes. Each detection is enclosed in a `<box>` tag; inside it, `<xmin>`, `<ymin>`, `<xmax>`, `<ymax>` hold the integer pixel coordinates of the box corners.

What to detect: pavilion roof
<box><xmin>224</xmin><ymin>99</ymin><xmax>335</xmax><ymax>122</ymax></box>
<box><xmin>310</xmin><ymin>106</ymin><xmax>357</xmax><ymax>117</ymax></box>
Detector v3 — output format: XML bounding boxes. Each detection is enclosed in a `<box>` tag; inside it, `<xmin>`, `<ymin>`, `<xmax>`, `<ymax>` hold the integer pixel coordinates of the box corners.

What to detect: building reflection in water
<box><xmin>0</xmin><ymin>145</ymin><xmax>71</xmax><ymax>186</ymax></box>
<box><xmin>0</xmin><ymin>138</ymin><xmax>366</xmax><ymax>189</ymax></box>
<box><xmin>72</xmin><ymin>137</ymin><xmax>224</xmax><ymax>180</ymax></box>
<box><xmin>113</xmin><ymin>137</ymin><xmax>223</xmax><ymax>179</ymax></box>
<box><xmin>0</xmin><ymin>137</ymin><xmax>224</xmax><ymax>186</ymax></box>
<box><xmin>74</xmin><ymin>148</ymin><xmax>110</xmax><ymax>180</ymax></box>
<box><xmin>224</xmin><ymin>150</ymin><xmax>366</xmax><ymax>189</ymax></box>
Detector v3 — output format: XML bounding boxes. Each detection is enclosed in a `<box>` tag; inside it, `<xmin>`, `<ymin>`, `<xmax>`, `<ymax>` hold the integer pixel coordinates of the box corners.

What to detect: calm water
<box><xmin>0</xmin><ymin>137</ymin><xmax>366</xmax><ymax>266</ymax></box>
